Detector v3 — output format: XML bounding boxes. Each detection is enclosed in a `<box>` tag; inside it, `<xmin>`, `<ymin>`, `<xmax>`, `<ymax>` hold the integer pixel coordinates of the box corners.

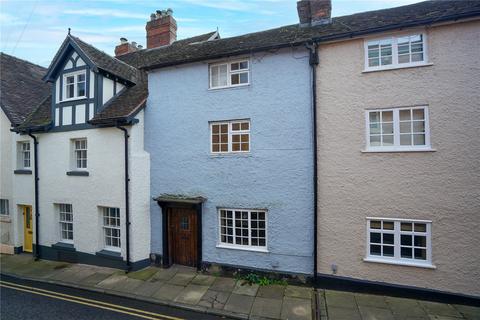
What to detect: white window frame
<box><xmin>364</xmin><ymin>32</ymin><xmax>428</xmax><ymax>72</ymax></box>
<box><xmin>20</xmin><ymin>141</ymin><xmax>31</xmax><ymax>169</ymax></box>
<box><xmin>364</xmin><ymin>217</ymin><xmax>434</xmax><ymax>268</ymax></box>
<box><xmin>217</xmin><ymin>208</ymin><xmax>268</xmax><ymax>253</ymax></box>
<box><xmin>0</xmin><ymin>199</ymin><xmax>9</xmax><ymax>216</ymax></box>
<box><xmin>210</xmin><ymin>120</ymin><xmax>250</xmax><ymax>154</ymax></box>
<box><xmin>102</xmin><ymin>207</ymin><xmax>121</xmax><ymax>252</ymax></box>
<box><xmin>62</xmin><ymin>70</ymin><xmax>86</xmax><ymax>101</ymax></box>
<box><xmin>209</xmin><ymin>59</ymin><xmax>250</xmax><ymax>89</ymax></box>
<box><xmin>72</xmin><ymin>138</ymin><xmax>88</xmax><ymax>170</ymax></box>
<box><xmin>365</xmin><ymin>106</ymin><xmax>431</xmax><ymax>152</ymax></box>
<box><xmin>58</xmin><ymin>204</ymin><xmax>73</xmax><ymax>244</ymax></box>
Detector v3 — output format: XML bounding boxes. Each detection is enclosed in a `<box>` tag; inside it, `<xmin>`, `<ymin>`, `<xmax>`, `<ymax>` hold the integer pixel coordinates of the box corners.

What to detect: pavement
<box><xmin>1</xmin><ymin>254</ymin><xmax>479</xmax><ymax>320</ymax></box>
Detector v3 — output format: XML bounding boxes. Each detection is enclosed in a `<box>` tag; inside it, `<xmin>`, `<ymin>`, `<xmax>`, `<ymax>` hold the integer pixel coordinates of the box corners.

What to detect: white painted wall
<box><xmin>25</xmin><ymin>111</ymin><xmax>150</xmax><ymax>263</ymax></box>
<box><xmin>0</xmin><ymin>110</ymin><xmax>14</xmax><ymax>249</ymax></box>
<box><xmin>102</xmin><ymin>77</ymin><xmax>114</xmax><ymax>105</ymax></box>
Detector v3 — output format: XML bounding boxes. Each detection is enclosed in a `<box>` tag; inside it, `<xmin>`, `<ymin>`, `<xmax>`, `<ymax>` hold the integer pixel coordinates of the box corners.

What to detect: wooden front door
<box><xmin>168</xmin><ymin>207</ymin><xmax>197</xmax><ymax>267</ymax></box>
<box><xmin>23</xmin><ymin>206</ymin><xmax>33</xmax><ymax>253</ymax></box>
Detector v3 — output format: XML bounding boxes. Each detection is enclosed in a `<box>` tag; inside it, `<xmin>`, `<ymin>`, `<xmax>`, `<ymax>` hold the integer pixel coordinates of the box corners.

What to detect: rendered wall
<box><xmin>146</xmin><ymin>48</ymin><xmax>314</xmax><ymax>274</ymax></box>
<box><xmin>316</xmin><ymin>20</ymin><xmax>480</xmax><ymax>296</ymax></box>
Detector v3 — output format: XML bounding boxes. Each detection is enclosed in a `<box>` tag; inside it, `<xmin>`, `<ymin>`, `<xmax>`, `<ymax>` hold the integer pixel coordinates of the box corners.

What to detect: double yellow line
<box><xmin>0</xmin><ymin>280</ymin><xmax>183</xmax><ymax>320</ymax></box>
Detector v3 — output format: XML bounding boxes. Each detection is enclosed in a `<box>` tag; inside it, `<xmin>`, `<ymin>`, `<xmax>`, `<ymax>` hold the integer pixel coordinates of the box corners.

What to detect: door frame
<box><xmin>156</xmin><ymin>197</ymin><xmax>204</xmax><ymax>270</ymax></box>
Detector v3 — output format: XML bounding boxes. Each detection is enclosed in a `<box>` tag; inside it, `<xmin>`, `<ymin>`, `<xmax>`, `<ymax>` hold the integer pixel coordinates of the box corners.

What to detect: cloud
<box><xmin>63</xmin><ymin>8</ymin><xmax>146</xmax><ymax>19</ymax></box>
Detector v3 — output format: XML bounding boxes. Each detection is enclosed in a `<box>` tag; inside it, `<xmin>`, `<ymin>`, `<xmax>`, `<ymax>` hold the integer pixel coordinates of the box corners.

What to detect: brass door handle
<box><xmin>28</xmin><ymin>231</ymin><xmax>33</xmax><ymax>234</ymax></box>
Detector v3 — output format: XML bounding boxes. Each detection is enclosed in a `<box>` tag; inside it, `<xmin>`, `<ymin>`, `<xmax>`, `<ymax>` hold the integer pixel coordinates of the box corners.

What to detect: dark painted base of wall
<box><xmin>201</xmin><ymin>261</ymin><xmax>312</xmax><ymax>286</ymax></box>
<box><xmin>316</xmin><ymin>273</ymin><xmax>480</xmax><ymax>307</ymax></box>
<box><xmin>36</xmin><ymin>245</ymin><xmax>150</xmax><ymax>272</ymax></box>
<box><xmin>14</xmin><ymin>246</ymin><xmax>23</xmax><ymax>254</ymax></box>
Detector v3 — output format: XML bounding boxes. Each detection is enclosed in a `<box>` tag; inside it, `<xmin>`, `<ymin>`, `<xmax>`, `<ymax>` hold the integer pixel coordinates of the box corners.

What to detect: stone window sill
<box><xmin>96</xmin><ymin>249</ymin><xmax>122</xmax><ymax>261</ymax></box>
<box><xmin>66</xmin><ymin>171</ymin><xmax>89</xmax><ymax>176</ymax></box>
<box><xmin>52</xmin><ymin>242</ymin><xmax>76</xmax><ymax>251</ymax></box>
<box><xmin>14</xmin><ymin>169</ymin><xmax>32</xmax><ymax>175</ymax></box>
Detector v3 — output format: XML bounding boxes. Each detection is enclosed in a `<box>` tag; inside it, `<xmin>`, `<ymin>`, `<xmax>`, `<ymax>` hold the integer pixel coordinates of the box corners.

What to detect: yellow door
<box><xmin>23</xmin><ymin>206</ymin><xmax>33</xmax><ymax>253</ymax></box>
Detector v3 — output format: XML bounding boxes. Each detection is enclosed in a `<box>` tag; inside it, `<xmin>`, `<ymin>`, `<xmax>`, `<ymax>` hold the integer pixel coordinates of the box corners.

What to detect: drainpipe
<box><xmin>28</xmin><ymin>132</ymin><xmax>41</xmax><ymax>261</ymax></box>
<box><xmin>306</xmin><ymin>42</ymin><xmax>319</xmax><ymax>283</ymax></box>
<box><xmin>116</xmin><ymin>125</ymin><xmax>131</xmax><ymax>272</ymax></box>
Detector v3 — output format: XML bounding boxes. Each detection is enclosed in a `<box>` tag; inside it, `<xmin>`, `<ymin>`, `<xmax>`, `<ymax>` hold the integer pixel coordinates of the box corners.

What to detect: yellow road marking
<box><xmin>0</xmin><ymin>281</ymin><xmax>183</xmax><ymax>320</ymax></box>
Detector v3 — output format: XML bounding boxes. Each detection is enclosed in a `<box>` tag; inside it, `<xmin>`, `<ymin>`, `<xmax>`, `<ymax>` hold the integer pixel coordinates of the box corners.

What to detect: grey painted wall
<box><xmin>146</xmin><ymin>48</ymin><xmax>314</xmax><ymax>274</ymax></box>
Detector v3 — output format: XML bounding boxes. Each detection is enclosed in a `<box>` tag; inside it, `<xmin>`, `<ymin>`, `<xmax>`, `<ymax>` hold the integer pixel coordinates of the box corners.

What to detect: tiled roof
<box><xmin>70</xmin><ymin>36</ymin><xmax>141</xmax><ymax>84</ymax></box>
<box><xmin>14</xmin><ymin>95</ymin><xmax>52</xmax><ymax>131</ymax></box>
<box><xmin>129</xmin><ymin>0</ymin><xmax>480</xmax><ymax>70</ymax></box>
<box><xmin>0</xmin><ymin>53</ymin><xmax>50</xmax><ymax>126</ymax></box>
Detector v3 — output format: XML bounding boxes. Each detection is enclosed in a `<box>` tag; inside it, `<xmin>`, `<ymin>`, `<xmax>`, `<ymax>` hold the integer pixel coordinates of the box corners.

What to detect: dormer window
<box><xmin>63</xmin><ymin>71</ymin><xmax>86</xmax><ymax>101</ymax></box>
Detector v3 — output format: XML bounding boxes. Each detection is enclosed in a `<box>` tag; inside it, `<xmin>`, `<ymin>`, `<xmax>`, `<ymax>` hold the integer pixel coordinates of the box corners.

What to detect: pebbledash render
<box><xmin>314</xmin><ymin>18</ymin><xmax>480</xmax><ymax>296</ymax></box>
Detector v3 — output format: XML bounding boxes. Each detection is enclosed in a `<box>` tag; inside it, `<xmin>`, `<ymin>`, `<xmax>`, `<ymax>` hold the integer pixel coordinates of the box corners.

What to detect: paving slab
<box><xmin>420</xmin><ymin>301</ymin><xmax>463</xmax><ymax>318</ymax></box>
<box><xmin>174</xmin><ymin>284</ymin><xmax>209</xmax><ymax>305</ymax></box>
<box><xmin>224</xmin><ymin>293</ymin><xmax>254</xmax><ymax>315</ymax></box>
<box><xmin>198</xmin><ymin>289</ymin><xmax>231</xmax><ymax>310</ymax></box>
<box><xmin>127</xmin><ymin>267</ymin><xmax>158</xmax><ymax>281</ymax></box>
<box><xmin>151</xmin><ymin>267</ymin><xmax>178</xmax><ymax>281</ymax></box>
<box><xmin>210</xmin><ymin>277</ymin><xmax>236</xmax><ymax>292</ymax></box>
<box><xmin>167</xmin><ymin>272</ymin><xmax>196</xmax><ymax>286</ymax></box>
<box><xmin>82</xmin><ymin>272</ymin><xmax>114</xmax><ymax>286</ymax></box>
<box><xmin>427</xmin><ymin>316</ymin><xmax>467</xmax><ymax>320</ymax></box>
<box><xmin>152</xmin><ymin>283</ymin><xmax>185</xmax><ymax>302</ymax></box>
<box><xmin>95</xmin><ymin>273</ymin><xmax>128</xmax><ymax>290</ymax></box>
<box><xmin>251</xmin><ymin>297</ymin><xmax>282</xmax><ymax>319</ymax></box>
<box><xmin>135</xmin><ymin>281</ymin><xmax>165</xmax><ymax>297</ymax></box>
<box><xmin>56</xmin><ymin>266</ymin><xmax>97</xmax><ymax>284</ymax></box>
<box><xmin>327</xmin><ymin>306</ymin><xmax>361</xmax><ymax>320</ymax></box>
<box><xmin>285</xmin><ymin>286</ymin><xmax>312</xmax><ymax>299</ymax></box>
<box><xmin>355</xmin><ymin>293</ymin><xmax>389</xmax><ymax>309</ymax></box>
<box><xmin>359</xmin><ymin>306</ymin><xmax>396</xmax><ymax>320</ymax></box>
<box><xmin>325</xmin><ymin>290</ymin><xmax>357</xmax><ymax>309</ymax></box>
<box><xmin>257</xmin><ymin>284</ymin><xmax>286</xmax><ymax>299</ymax></box>
<box><xmin>386</xmin><ymin>297</ymin><xmax>429</xmax><ymax>318</ymax></box>
<box><xmin>454</xmin><ymin>305</ymin><xmax>480</xmax><ymax>320</ymax></box>
<box><xmin>111</xmin><ymin>277</ymin><xmax>144</xmax><ymax>293</ymax></box>
<box><xmin>281</xmin><ymin>297</ymin><xmax>312</xmax><ymax>320</ymax></box>
<box><xmin>232</xmin><ymin>281</ymin><xmax>259</xmax><ymax>296</ymax></box>
<box><xmin>191</xmin><ymin>274</ymin><xmax>216</xmax><ymax>286</ymax></box>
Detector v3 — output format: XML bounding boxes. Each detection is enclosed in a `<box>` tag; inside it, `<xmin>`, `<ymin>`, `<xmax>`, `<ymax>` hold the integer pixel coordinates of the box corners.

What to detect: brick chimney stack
<box><xmin>115</xmin><ymin>37</ymin><xmax>140</xmax><ymax>56</ymax></box>
<box><xmin>146</xmin><ymin>8</ymin><xmax>177</xmax><ymax>49</ymax></box>
<box><xmin>297</xmin><ymin>0</ymin><xmax>331</xmax><ymax>26</ymax></box>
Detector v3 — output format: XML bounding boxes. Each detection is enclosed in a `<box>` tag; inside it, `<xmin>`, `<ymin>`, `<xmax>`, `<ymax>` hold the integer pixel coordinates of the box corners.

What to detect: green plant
<box><xmin>236</xmin><ymin>273</ymin><xmax>288</xmax><ymax>286</ymax></box>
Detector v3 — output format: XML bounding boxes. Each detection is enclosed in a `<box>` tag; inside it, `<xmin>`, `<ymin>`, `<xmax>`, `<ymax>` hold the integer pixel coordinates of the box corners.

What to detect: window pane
<box><xmin>414</xmin><ymin>235</ymin><xmax>426</xmax><ymax>247</ymax></box>
<box><xmin>239</xmin><ymin>72</ymin><xmax>248</xmax><ymax>84</ymax></box>
<box><xmin>370</xmin><ymin>232</ymin><xmax>381</xmax><ymax>243</ymax></box>
<box><xmin>382</xmin><ymin>123</ymin><xmax>393</xmax><ymax>134</ymax></box>
<box><xmin>414</xmin><ymin>223</ymin><xmax>426</xmax><ymax>232</ymax></box>
<box><xmin>412</xmin><ymin>109</ymin><xmax>424</xmax><ymax>120</ymax></box>
<box><xmin>412</xmin><ymin>121</ymin><xmax>424</xmax><ymax>133</ymax></box>
<box><xmin>370</xmin><ymin>244</ymin><xmax>381</xmax><ymax>255</ymax></box>
<box><xmin>370</xmin><ymin>220</ymin><xmax>381</xmax><ymax>229</ymax></box>
<box><xmin>368</xmin><ymin>58</ymin><xmax>379</xmax><ymax>67</ymax></box>
<box><xmin>383</xmin><ymin>221</ymin><xmax>394</xmax><ymax>230</ymax></box>
<box><xmin>382</xmin><ymin>135</ymin><xmax>393</xmax><ymax>146</ymax></box>
<box><xmin>383</xmin><ymin>246</ymin><xmax>394</xmax><ymax>256</ymax></box>
<box><xmin>401</xmin><ymin>247</ymin><xmax>412</xmax><ymax>258</ymax></box>
<box><xmin>383</xmin><ymin>233</ymin><xmax>394</xmax><ymax>245</ymax></box>
<box><xmin>382</xmin><ymin>111</ymin><xmax>393</xmax><ymax>122</ymax></box>
<box><xmin>414</xmin><ymin>248</ymin><xmax>426</xmax><ymax>260</ymax></box>
<box><xmin>401</xmin><ymin>235</ymin><xmax>412</xmax><ymax>246</ymax></box>
<box><xmin>239</xmin><ymin>61</ymin><xmax>248</xmax><ymax>69</ymax></box>
<box><xmin>413</xmin><ymin>134</ymin><xmax>425</xmax><ymax>145</ymax></box>
<box><xmin>370</xmin><ymin>135</ymin><xmax>381</xmax><ymax>146</ymax></box>
<box><xmin>400</xmin><ymin>122</ymin><xmax>411</xmax><ymax>133</ymax></box>
<box><xmin>401</xmin><ymin>223</ymin><xmax>412</xmax><ymax>231</ymax></box>
<box><xmin>399</xmin><ymin>110</ymin><xmax>411</xmax><ymax>121</ymax></box>
<box><xmin>411</xmin><ymin>53</ymin><xmax>423</xmax><ymax>62</ymax></box>
<box><xmin>398</xmin><ymin>54</ymin><xmax>410</xmax><ymax>64</ymax></box>
<box><xmin>369</xmin><ymin>112</ymin><xmax>380</xmax><ymax>123</ymax></box>
<box><xmin>368</xmin><ymin>48</ymin><xmax>379</xmax><ymax>58</ymax></box>
<box><xmin>400</xmin><ymin>134</ymin><xmax>412</xmax><ymax>146</ymax></box>
<box><xmin>231</xmin><ymin>73</ymin><xmax>239</xmax><ymax>85</ymax></box>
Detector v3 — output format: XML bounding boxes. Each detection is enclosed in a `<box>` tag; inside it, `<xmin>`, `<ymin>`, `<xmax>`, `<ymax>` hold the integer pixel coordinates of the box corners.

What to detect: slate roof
<box><xmin>0</xmin><ymin>53</ymin><xmax>50</xmax><ymax>126</ymax></box>
<box><xmin>129</xmin><ymin>0</ymin><xmax>480</xmax><ymax>70</ymax></box>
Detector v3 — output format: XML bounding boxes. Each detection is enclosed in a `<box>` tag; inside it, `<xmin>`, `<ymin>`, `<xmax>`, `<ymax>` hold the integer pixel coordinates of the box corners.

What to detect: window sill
<box><xmin>0</xmin><ymin>215</ymin><xmax>12</xmax><ymax>223</ymax></box>
<box><xmin>363</xmin><ymin>257</ymin><xmax>436</xmax><ymax>269</ymax></box>
<box><xmin>208</xmin><ymin>84</ymin><xmax>250</xmax><ymax>91</ymax></box>
<box><xmin>361</xmin><ymin>148</ymin><xmax>436</xmax><ymax>153</ymax></box>
<box><xmin>61</xmin><ymin>96</ymin><xmax>87</xmax><ymax>103</ymax></box>
<box><xmin>210</xmin><ymin>152</ymin><xmax>251</xmax><ymax>158</ymax></box>
<box><xmin>14</xmin><ymin>169</ymin><xmax>32</xmax><ymax>175</ymax></box>
<box><xmin>363</xmin><ymin>63</ymin><xmax>433</xmax><ymax>73</ymax></box>
<box><xmin>66</xmin><ymin>171</ymin><xmax>89</xmax><ymax>176</ymax></box>
<box><xmin>216</xmin><ymin>244</ymin><xmax>268</xmax><ymax>253</ymax></box>
<box><xmin>96</xmin><ymin>249</ymin><xmax>122</xmax><ymax>260</ymax></box>
<box><xmin>52</xmin><ymin>242</ymin><xmax>76</xmax><ymax>251</ymax></box>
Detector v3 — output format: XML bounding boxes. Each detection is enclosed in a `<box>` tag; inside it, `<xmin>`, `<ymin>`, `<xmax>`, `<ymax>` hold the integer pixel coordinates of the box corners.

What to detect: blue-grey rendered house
<box><xmin>119</xmin><ymin>10</ymin><xmax>317</xmax><ymax>275</ymax></box>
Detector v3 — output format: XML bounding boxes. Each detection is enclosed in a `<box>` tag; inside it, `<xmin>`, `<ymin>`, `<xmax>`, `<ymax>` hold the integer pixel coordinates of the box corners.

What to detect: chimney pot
<box><xmin>120</xmin><ymin>37</ymin><xmax>128</xmax><ymax>44</ymax></box>
<box><xmin>146</xmin><ymin>8</ymin><xmax>177</xmax><ymax>49</ymax></box>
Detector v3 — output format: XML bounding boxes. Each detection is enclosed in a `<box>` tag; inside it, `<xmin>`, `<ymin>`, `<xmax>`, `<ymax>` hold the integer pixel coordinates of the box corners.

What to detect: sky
<box><xmin>1</xmin><ymin>0</ymin><xmax>421</xmax><ymax>67</ymax></box>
